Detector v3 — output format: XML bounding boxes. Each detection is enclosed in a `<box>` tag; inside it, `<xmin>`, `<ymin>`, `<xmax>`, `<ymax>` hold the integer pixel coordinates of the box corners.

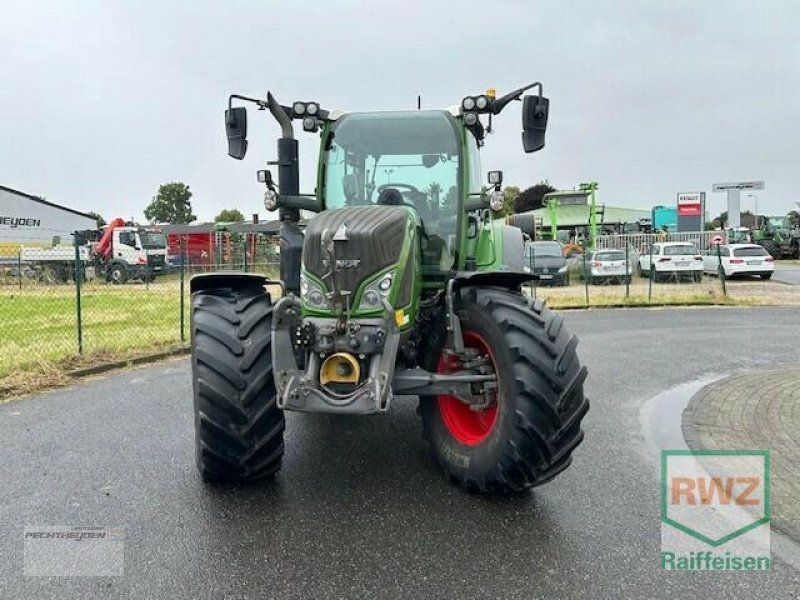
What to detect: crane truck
<box><xmin>20</xmin><ymin>218</ymin><xmax>168</xmax><ymax>284</ymax></box>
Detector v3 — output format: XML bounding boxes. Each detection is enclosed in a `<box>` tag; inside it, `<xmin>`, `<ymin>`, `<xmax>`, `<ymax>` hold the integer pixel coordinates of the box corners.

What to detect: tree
<box><xmin>788</xmin><ymin>209</ymin><xmax>800</xmax><ymax>228</ymax></box>
<box><xmin>144</xmin><ymin>182</ymin><xmax>196</xmax><ymax>224</ymax></box>
<box><xmin>500</xmin><ymin>185</ymin><xmax>520</xmax><ymax>217</ymax></box>
<box><xmin>214</xmin><ymin>208</ymin><xmax>245</xmax><ymax>223</ymax></box>
<box><xmin>514</xmin><ymin>182</ymin><xmax>556</xmax><ymax>213</ymax></box>
<box><xmin>86</xmin><ymin>211</ymin><xmax>106</xmax><ymax>227</ymax></box>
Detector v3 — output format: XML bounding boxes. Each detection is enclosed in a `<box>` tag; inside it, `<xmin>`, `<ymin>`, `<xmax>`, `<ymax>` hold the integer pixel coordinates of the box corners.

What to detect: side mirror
<box><xmin>521</xmin><ymin>95</ymin><xmax>549</xmax><ymax>153</ymax></box>
<box><xmin>225</xmin><ymin>107</ymin><xmax>248</xmax><ymax>160</ymax></box>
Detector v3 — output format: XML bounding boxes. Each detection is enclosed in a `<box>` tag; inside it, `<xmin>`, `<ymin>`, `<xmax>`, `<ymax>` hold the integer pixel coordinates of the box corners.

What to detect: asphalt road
<box><xmin>1</xmin><ymin>307</ymin><xmax>799</xmax><ymax>598</ymax></box>
<box><xmin>773</xmin><ymin>262</ymin><xmax>800</xmax><ymax>285</ymax></box>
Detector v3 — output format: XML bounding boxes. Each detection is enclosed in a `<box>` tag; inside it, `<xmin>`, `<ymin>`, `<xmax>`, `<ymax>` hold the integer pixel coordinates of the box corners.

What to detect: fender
<box><xmin>190</xmin><ymin>271</ymin><xmax>277</xmax><ymax>294</ymax></box>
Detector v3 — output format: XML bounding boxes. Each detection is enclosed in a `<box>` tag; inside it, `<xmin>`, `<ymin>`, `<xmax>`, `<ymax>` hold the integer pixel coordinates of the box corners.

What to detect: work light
<box><xmin>464</xmin><ymin>112</ymin><xmax>478</xmax><ymax>126</ymax></box>
<box><xmin>461</xmin><ymin>96</ymin><xmax>476</xmax><ymax>111</ymax></box>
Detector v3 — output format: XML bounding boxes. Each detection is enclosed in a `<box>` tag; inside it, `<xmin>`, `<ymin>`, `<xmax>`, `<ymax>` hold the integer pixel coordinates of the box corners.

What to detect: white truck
<box><xmin>20</xmin><ymin>219</ymin><xmax>168</xmax><ymax>284</ymax></box>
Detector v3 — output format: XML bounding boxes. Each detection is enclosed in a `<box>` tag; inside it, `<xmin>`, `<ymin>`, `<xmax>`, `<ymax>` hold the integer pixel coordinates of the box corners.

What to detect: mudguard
<box><xmin>189</xmin><ymin>271</ymin><xmax>271</xmax><ymax>294</ymax></box>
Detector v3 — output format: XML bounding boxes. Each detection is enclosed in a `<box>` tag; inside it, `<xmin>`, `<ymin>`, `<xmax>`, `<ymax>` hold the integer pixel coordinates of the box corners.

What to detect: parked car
<box><xmin>638</xmin><ymin>242</ymin><xmax>703</xmax><ymax>282</ymax></box>
<box><xmin>525</xmin><ymin>241</ymin><xmax>569</xmax><ymax>285</ymax></box>
<box><xmin>579</xmin><ymin>248</ymin><xmax>633</xmax><ymax>284</ymax></box>
<box><xmin>702</xmin><ymin>244</ymin><xmax>774</xmax><ymax>279</ymax></box>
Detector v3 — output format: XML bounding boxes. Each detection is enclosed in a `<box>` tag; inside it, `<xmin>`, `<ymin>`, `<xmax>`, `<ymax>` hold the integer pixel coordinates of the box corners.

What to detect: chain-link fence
<box><xmin>0</xmin><ymin>233</ymin><xmax>280</xmax><ymax>388</ymax></box>
<box><xmin>2</xmin><ymin>227</ymin><xmax>795</xmax><ymax>391</ymax></box>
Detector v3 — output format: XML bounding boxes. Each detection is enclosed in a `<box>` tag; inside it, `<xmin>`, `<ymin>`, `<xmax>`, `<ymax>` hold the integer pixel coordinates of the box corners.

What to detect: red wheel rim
<box><xmin>437</xmin><ymin>330</ymin><xmax>499</xmax><ymax>446</ymax></box>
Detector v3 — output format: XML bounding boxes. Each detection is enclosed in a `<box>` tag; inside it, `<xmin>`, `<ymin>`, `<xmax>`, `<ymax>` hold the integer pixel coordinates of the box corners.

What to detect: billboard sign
<box><xmin>712</xmin><ymin>181</ymin><xmax>764</xmax><ymax>192</ymax></box>
<box><xmin>677</xmin><ymin>193</ymin><xmax>704</xmax><ymax>217</ymax></box>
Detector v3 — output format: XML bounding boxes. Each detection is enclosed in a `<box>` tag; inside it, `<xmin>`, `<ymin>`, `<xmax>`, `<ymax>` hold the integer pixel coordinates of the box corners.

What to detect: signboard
<box><xmin>677</xmin><ymin>193</ymin><xmax>703</xmax><ymax>217</ymax></box>
<box><xmin>712</xmin><ymin>181</ymin><xmax>764</xmax><ymax>192</ymax></box>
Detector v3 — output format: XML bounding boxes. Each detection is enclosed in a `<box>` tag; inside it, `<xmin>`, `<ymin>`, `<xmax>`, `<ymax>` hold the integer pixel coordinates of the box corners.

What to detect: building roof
<box><xmin>160</xmin><ymin>220</ymin><xmax>284</xmax><ymax>235</ymax></box>
<box><xmin>521</xmin><ymin>205</ymin><xmax>650</xmax><ymax>227</ymax></box>
<box><xmin>0</xmin><ymin>184</ymin><xmax>98</xmax><ymax>221</ymax></box>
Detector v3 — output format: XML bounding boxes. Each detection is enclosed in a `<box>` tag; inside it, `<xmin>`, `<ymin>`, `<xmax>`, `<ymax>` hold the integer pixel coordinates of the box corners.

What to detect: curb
<box><xmin>67</xmin><ymin>346</ymin><xmax>191</xmax><ymax>378</ymax></box>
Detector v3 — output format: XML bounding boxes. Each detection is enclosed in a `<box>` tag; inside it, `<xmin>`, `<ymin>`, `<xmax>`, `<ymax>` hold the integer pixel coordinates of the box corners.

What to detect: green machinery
<box><xmin>752</xmin><ymin>215</ymin><xmax>800</xmax><ymax>259</ymax></box>
<box><xmin>188</xmin><ymin>82</ymin><xmax>588</xmax><ymax>493</ymax></box>
<box><xmin>541</xmin><ymin>181</ymin><xmax>602</xmax><ymax>248</ymax></box>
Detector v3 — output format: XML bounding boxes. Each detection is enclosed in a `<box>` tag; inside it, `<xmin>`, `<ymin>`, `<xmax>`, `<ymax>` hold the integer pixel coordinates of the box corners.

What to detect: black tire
<box><xmin>419</xmin><ymin>288</ymin><xmax>589</xmax><ymax>493</ymax></box>
<box><xmin>760</xmin><ymin>240</ymin><xmax>779</xmax><ymax>259</ymax></box>
<box><xmin>760</xmin><ymin>273</ymin><xmax>772</xmax><ymax>280</ymax></box>
<box><xmin>693</xmin><ymin>271</ymin><xmax>703</xmax><ymax>283</ymax></box>
<box><xmin>107</xmin><ymin>262</ymin><xmax>128</xmax><ymax>284</ymax></box>
<box><xmin>191</xmin><ymin>285</ymin><xmax>284</xmax><ymax>483</ymax></box>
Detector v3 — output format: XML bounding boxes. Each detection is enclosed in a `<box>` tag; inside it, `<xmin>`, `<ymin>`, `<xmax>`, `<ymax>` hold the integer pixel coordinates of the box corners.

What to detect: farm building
<box><xmin>0</xmin><ymin>185</ymin><xmax>98</xmax><ymax>255</ymax></box>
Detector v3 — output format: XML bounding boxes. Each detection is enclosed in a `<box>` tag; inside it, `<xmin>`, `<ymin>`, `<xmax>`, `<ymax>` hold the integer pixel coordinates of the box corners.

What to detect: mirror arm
<box><xmin>492</xmin><ymin>81</ymin><xmax>542</xmax><ymax>115</ymax></box>
<box><xmin>228</xmin><ymin>93</ymin><xmax>295</xmax><ymax>139</ymax></box>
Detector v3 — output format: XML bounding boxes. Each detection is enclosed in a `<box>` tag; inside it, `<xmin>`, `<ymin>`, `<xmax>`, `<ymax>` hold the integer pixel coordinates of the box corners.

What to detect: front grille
<box><xmin>303</xmin><ymin>206</ymin><xmax>408</xmax><ymax>294</ymax></box>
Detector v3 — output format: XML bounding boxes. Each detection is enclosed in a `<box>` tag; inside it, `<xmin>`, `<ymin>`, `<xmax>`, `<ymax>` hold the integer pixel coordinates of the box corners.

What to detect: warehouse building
<box><xmin>0</xmin><ymin>185</ymin><xmax>98</xmax><ymax>249</ymax></box>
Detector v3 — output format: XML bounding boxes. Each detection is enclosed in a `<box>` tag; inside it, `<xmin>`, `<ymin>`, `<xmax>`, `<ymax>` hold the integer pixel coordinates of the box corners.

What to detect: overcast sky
<box><xmin>2</xmin><ymin>1</ymin><xmax>798</xmax><ymax>222</ymax></box>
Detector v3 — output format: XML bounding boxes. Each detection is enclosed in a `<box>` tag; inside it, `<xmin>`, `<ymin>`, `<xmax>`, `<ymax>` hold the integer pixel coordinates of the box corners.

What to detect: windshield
<box><xmin>140</xmin><ymin>232</ymin><xmax>166</xmax><ymax>249</ymax></box>
<box><xmin>527</xmin><ymin>243</ymin><xmax>563</xmax><ymax>258</ymax></box>
<box><xmin>323</xmin><ymin>111</ymin><xmax>461</xmax><ymax>272</ymax></box>
<box><xmin>664</xmin><ymin>244</ymin><xmax>697</xmax><ymax>256</ymax></box>
<box><xmin>733</xmin><ymin>246</ymin><xmax>768</xmax><ymax>257</ymax></box>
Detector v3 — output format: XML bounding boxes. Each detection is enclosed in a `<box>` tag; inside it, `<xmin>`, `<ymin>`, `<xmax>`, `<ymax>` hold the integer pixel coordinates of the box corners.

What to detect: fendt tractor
<box><xmin>190</xmin><ymin>82</ymin><xmax>589</xmax><ymax>493</ymax></box>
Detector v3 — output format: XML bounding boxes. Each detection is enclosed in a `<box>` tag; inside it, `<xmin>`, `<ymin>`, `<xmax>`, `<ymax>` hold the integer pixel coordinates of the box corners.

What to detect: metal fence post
<box><xmin>625</xmin><ymin>241</ymin><xmax>630</xmax><ymax>298</ymax></box>
<box><xmin>582</xmin><ymin>242</ymin><xmax>589</xmax><ymax>307</ymax></box>
<box><xmin>180</xmin><ymin>235</ymin><xmax>186</xmax><ymax>342</ymax></box>
<box><xmin>17</xmin><ymin>249</ymin><xmax>22</xmax><ymax>290</ymax></box>
<box><xmin>243</xmin><ymin>233</ymin><xmax>248</xmax><ymax>273</ymax></box>
<box><xmin>74</xmin><ymin>234</ymin><xmax>83</xmax><ymax>354</ymax></box>
<box><xmin>648</xmin><ymin>243</ymin><xmax>654</xmax><ymax>303</ymax></box>
<box><xmin>716</xmin><ymin>242</ymin><xmax>727</xmax><ymax>296</ymax></box>
<box><xmin>530</xmin><ymin>250</ymin><xmax>537</xmax><ymax>300</ymax></box>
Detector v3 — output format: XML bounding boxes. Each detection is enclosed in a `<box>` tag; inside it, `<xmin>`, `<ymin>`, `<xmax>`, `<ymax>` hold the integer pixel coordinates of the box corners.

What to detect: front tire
<box><xmin>191</xmin><ymin>285</ymin><xmax>284</xmax><ymax>483</ymax></box>
<box><xmin>420</xmin><ymin>288</ymin><xmax>589</xmax><ymax>493</ymax></box>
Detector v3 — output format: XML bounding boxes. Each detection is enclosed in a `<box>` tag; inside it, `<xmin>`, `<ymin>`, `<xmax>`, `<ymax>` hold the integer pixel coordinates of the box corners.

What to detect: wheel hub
<box><xmin>437</xmin><ymin>330</ymin><xmax>499</xmax><ymax>446</ymax></box>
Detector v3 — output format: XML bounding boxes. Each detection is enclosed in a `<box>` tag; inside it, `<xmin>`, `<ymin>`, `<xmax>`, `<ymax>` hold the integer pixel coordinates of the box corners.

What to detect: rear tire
<box><xmin>419</xmin><ymin>288</ymin><xmax>589</xmax><ymax>493</ymax></box>
<box><xmin>191</xmin><ymin>285</ymin><xmax>284</xmax><ymax>483</ymax></box>
<box><xmin>693</xmin><ymin>271</ymin><xmax>703</xmax><ymax>283</ymax></box>
<box><xmin>760</xmin><ymin>273</ymin><xmax>773</xmax><ymax>280</ymax></box>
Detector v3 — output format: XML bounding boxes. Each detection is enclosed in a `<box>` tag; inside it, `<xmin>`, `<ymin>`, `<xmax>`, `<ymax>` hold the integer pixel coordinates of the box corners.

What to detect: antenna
<box><xmin>417</xmin><ymin>95</ymin><xmax>421</xmax><ymax>110</ymax></box>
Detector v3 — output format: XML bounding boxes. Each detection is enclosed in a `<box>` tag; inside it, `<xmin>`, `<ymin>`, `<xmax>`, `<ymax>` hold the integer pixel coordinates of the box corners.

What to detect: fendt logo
<box><xmin>660</xmin><ymin>450</ymin><xmax>771</xmax><ymax>571</ymax></box>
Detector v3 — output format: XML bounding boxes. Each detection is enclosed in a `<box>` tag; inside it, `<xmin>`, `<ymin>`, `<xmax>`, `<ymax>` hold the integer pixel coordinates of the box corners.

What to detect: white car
<box><xmin>638</xmin><ymin>242</ymin><xmax>703</xmax><ymax>282</ymax></box>
<box><xmin>579</xmin><ymin>249</ymin><xmax>634</xmax><ymax>284</ymax></box>
<box><xmin>702</xmin><ymin>244</ymin><xmax>774</xmax><ymax>279</ymax></box>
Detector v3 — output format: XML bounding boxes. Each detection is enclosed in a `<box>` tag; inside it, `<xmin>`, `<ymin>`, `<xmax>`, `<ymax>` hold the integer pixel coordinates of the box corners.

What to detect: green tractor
<box><xmin>752</xmin><ymin>216</ymin><xmax>800</xmax><ymax>259</ymax></box>
<box><xmin>190</xmin><ymin>82</ymin><xmax>588</xmax><ymax>493</ymax></box>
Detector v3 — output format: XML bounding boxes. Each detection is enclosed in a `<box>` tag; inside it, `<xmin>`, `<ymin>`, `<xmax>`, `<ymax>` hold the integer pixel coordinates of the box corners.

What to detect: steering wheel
<box><xmin>377</xmin><ymin>182</ymin><xmax>422</xmax><ymax>199</ymax></box>
<box><xmin>377</xmin><ymin>183</ymin><xmax>432</xmax><ymax>223</ymax></box>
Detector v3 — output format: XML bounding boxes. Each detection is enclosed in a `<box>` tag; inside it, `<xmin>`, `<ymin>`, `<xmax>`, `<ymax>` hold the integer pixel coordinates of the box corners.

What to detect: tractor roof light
<box><xmin>463</xmin><ymin>112</ymin><xmax>479</xmax><ymax>127</ymax></box>
<box><xmin>475</xmin><ymin>95</ymin><xmax>489</xmax><ymax>110</ymax></box>
<box><xmin>302</xmin><ymin>117</ymin><xmax>319</xmax><ymax>133</ymax></box>
<box><xmin>461</xmin><ymin>96</ymin><xmax>476</xmax><ymax>111</ymax></box>
<box><xmin>292</xmin><ymin>101</ymin><xmax>306</xmax><ymax>117</ymax></box>
<box><xmin>305</xmin><ymin>102</ymin><xmax>319</xmax><ymax>116</ymax></box>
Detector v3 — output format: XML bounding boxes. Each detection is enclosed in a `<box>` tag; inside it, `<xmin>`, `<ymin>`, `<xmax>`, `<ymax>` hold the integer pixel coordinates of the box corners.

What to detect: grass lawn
<box><xmin>0</xmin><ymin>282</ymin><xmax>187</xmax><ymax>385</ymax></box>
